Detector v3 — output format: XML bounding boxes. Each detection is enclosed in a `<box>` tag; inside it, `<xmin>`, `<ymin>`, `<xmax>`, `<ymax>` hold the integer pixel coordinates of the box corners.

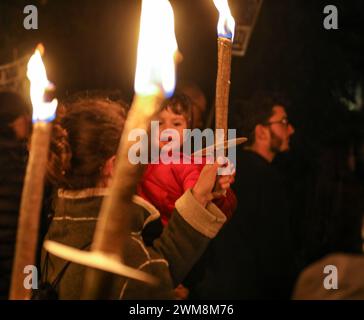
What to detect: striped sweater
<box><xmin>42</xmin><ymin>188</ymin><xmax>226</xmax><ymax>299</ymax></box>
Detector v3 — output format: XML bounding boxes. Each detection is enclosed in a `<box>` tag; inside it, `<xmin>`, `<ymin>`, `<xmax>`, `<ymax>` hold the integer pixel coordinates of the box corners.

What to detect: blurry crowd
<box><xmin>0</xmin><ymin>85</ymin><xmax>363</xmax><ymax>300</ymax></box>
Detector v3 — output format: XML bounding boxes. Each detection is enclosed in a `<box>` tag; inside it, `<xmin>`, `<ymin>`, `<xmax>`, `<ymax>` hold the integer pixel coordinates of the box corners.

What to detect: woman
<box><xmin>42</xmin><ymin>96</ymin><xmax>232</xmax><ymax>299</ymax></box>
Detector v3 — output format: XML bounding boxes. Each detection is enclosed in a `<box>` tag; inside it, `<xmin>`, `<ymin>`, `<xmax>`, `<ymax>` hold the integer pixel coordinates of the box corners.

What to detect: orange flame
<box><xmin>27</xmin><ymin>44</ymin><xmax>58</xmax><ymax>122</ymax></box>
<box><xmin>213</xmin><ymin>0</ymin><xmax>236</xmax><ymax>40</ymax></box>
<box><xmin>134</xmin><ymin>0</ymin><xmax>178</xmax><ymax>97</ymax></box>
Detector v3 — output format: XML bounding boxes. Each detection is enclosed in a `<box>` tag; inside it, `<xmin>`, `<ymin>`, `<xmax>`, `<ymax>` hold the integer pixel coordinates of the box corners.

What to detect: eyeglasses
<box><xmin>264</xmin><ymin>118</ymin><xmax>290</xmax><ymax>128</ymax></box>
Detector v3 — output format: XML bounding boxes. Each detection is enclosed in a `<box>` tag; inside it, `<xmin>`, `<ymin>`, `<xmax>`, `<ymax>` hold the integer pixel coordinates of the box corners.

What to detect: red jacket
<box><xmin>137</xmin><ymin>153</ymin><xmax>237</xmax><ymax>225</ymax></box>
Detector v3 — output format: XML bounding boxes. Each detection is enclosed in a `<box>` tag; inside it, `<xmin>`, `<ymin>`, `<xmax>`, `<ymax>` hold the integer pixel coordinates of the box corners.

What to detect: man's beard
<box><xmin>269</xmin><ymin>128</ymin><xmax>284</xmax><ymax>154</ymax></box>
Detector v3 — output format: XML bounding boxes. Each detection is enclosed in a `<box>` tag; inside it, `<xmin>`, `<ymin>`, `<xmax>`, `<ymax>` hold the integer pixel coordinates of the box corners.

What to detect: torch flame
<box><xmin>27</xmin><ymin>44</ymin><xmax>58</xmax><ymax>122</ymax></box>
<box><xmin>213</xmin><ymin>0</ymin><xmax>236</xmax><ymax>40</ymax></box>
<box><xmin>134</xmin><ymin>0</ymin><xmax>178</xmax><ymax>97</ymax></box>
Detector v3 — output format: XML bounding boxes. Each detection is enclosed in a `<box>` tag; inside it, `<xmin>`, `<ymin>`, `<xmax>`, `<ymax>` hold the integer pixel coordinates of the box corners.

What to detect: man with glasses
<box><xmin>190</xmin><ymin>93</ymin><xmax>299</xmax><ymax>299</ymax></box>
<box><xmin>242</xmin><ymin>96</ymin><xmax>294</xmax><ymax>162</ymax></box>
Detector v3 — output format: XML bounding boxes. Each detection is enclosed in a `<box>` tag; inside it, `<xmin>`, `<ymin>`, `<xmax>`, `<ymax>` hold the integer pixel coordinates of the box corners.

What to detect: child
<box><xmin>137</xmin><ymin>93</ymin><xmax>237</xmax><ymax>226</ymax></box>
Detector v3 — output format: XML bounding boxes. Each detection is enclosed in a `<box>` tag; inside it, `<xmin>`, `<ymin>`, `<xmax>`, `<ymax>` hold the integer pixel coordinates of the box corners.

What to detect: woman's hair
<box><xmin>47</xmin><ymin>97</ymin><xmax>127</xmax><ymax>190</ymax></box>
<box><xmin>161</xmin><ymin>92</ymin><xmax>193</xmax><ymax>128</ymax></box>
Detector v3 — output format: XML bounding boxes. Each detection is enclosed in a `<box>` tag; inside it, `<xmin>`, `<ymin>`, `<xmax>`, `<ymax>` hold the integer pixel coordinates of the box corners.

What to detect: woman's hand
<box><xmin>214</xmin><ymin>157</ymin><xmax>235</xmax><ymax>198</ymax></box>
<box><xmin>192</xmin><ymin>157</ymin><xmax>235</xmax><ymax>207</ymax></box>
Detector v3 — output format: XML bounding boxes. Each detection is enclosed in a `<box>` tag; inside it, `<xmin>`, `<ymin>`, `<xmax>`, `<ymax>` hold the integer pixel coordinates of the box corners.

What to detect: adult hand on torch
<box><xmin>10</xmin><ymin>44</ymin><xmax>57</xmax><ymax>300</ymax></box>
<box><xmin>213</xmin><ymin>156</ymin><xmax>235</xmax><ymax>197</ymax></box>
<box><xmin>192</xmin><ymin>158</ymin><xmax>235</xmax><ymax>207</ymax></box>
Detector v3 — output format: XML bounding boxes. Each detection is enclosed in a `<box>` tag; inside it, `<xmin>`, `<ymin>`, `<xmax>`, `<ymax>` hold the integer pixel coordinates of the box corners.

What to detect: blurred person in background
<box><xmin>0</xmin><ymin>91</ymin><xmax>31</xmax><ymax>299</ymax></box>
<box><xmin>191</xmin><ymin>92</ymin><xmax>298</xmax><ymax>299</ymax></box>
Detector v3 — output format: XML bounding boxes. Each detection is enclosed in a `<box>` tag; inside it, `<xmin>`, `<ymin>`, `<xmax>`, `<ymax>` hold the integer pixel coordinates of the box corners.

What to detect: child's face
<box><xmin>158</xmin><ymin>107</ymin><xmax>187</xmax><ymax>148</ymax></box>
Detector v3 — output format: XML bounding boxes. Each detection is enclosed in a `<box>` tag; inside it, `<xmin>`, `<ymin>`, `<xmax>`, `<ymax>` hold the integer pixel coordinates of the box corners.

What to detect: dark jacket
<box><xmin>0</xmin><ymin>139</ymin><xmax>27</xmax><ymax>299</ymax></box>
<box><xmin>192</xmin><ymin>150</ymin><xmax>298</xmax><ymax>299</ymax></box>
<box><xmin>42</xmin><ymin>188</ymin><xmax>226</xmax><ymax>299</ymax></box>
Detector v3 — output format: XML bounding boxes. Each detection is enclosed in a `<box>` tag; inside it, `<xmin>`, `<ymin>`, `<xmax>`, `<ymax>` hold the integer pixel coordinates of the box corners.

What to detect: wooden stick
<box><xmin>215</xmin><ymin>37</ymin><xmax>233</xmax><ymax>138</ymax></box>
<box><xmin>10</xmin><ymin>122</ymin><xmax>52</xmax><ymax>300</ymax></box>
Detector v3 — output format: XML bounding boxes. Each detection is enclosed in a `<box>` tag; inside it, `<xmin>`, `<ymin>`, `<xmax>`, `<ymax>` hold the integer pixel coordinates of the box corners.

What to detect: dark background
<box><xmin>1</xmin><ymin>0</ymin><xmax>363</xmax><ymax>140</ymax></box>
<box><xmin>1</xmin><ymin>0</ymin><xmax>364</xmax><ymax>264</ymax></box>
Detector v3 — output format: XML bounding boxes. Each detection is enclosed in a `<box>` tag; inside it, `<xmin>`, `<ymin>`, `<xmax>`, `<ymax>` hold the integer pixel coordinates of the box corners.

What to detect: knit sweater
<box><xmin>42</xmin><ymin>188</ymin><xmax>226</xmax><ymax>299</ymax></box>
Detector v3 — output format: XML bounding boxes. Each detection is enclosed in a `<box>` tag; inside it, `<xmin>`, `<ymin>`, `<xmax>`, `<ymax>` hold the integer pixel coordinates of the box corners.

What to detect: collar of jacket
<box><xmin>56</xmin><ymin>188</ymin><xmax>160</xmax><ymax>233</ymax></box>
